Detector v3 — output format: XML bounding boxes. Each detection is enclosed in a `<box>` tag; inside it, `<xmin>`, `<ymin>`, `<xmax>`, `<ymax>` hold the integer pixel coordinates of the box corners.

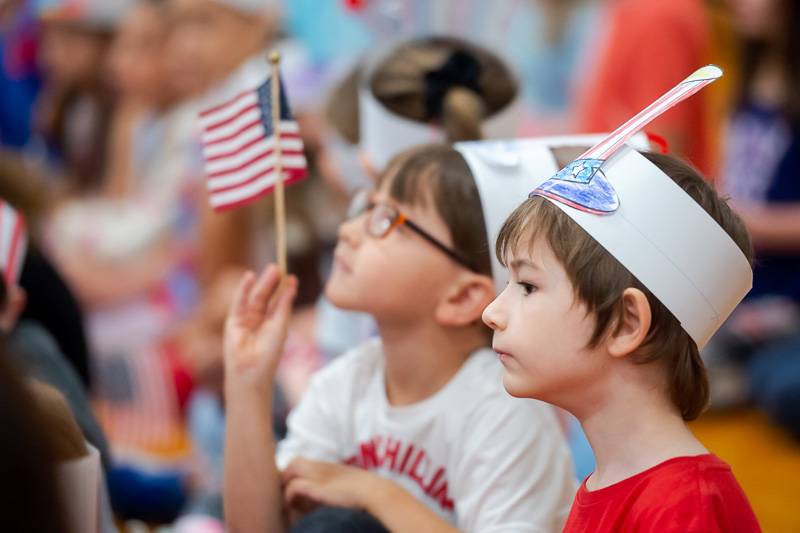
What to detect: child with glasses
<box><xmin>223</xmin><ymin>144</ymin><xmax>575</xmax><ymax>532</ymax></box>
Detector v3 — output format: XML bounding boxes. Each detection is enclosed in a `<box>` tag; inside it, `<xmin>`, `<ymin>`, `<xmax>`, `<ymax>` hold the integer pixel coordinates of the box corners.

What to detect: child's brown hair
<box><xmin>326</xmin><ymin>36</ymin><xmax>517</xmax><ymax>144</ymax></box>
<box><xmin>496</xmin><ymin>152</ymin><xmax>753</xmax><ymax>420</ymax></box>
<box><xmin>382</xmin><ymin>145</ymin><xmax>492</xmax><ymax>278</ymax></box>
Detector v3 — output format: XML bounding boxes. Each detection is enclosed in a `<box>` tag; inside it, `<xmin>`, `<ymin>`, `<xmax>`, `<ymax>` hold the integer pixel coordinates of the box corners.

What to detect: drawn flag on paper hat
<box><xmin>455</xmin><ymin>132</ymin><xmax>650</xmax><ymax>292</ymax></box>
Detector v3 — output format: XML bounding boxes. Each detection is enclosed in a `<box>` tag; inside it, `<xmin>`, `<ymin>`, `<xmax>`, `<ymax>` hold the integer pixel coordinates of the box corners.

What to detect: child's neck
<box><xmin>377</xmin><ymin>317</ymin><xmax>485</xmax><ymax>407</ymax></box>
<box><xmin>576</xmin><ymin>373</ymin><xmax>708</xmax><ymax>491</ymax></box>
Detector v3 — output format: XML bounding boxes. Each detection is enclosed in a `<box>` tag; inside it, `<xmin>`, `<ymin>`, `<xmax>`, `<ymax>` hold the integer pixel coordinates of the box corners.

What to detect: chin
<box><xmin>501</xmin><ymin>372</ymin><xmax>528</xmax><ymax>398</ymax></box>
<box><xmin>502</xmin><ymin>372</ymin><xmax>547</xmax><ymax>401</ymax></box>
<box><xmin>323</xmin><ymin>280</ymin><xmax>366</xmax><ymax>312</ymax></box>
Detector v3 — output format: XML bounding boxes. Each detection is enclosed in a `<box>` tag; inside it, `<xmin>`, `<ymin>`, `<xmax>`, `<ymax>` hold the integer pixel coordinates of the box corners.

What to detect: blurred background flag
<box><xmin>199</xmin><ymin>73</ymin><xmax>307</xmax><ymax>212</ymax></box>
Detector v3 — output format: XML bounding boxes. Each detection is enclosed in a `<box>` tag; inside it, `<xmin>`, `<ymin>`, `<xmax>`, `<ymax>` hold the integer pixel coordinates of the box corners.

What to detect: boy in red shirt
<box><xmin>483</xmin><ymin>66</ymin><xmax>762</xmax><ymax>532</ymax></box>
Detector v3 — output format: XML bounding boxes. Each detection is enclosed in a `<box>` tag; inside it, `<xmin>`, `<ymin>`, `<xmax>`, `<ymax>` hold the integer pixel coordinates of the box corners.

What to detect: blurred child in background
<box><xmin>34</xmin><ymin>0</ymin><xmax>128</xmax><ymax>193</ymax></box>
<box><xmin>576</xmin><ymin>0</ymin><xmax>714</xmax><ymax>173</ymax></box>
<box><xmin>315</xmin><ymin>36</ymin><xmax>520</xmax><ymax>361</ymax></box>
<box><xmin>708</xmin><ymin>0</ymin><xmax>800</xmax><ymax>438</ymax></box>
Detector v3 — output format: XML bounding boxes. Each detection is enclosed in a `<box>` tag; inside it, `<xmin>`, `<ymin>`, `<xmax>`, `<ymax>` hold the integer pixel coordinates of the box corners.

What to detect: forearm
<box><xmin>224</xmin><ymin>390</ymin><xmax>284</xmax><ymax>533</ymax></box>
<box><xmin>740</xmin><ymin>204</ymin><xmax>800</xmax><ymax>252</ymax></box>
<box><xmin>364</xmin><ymin>479</ymin><xmax>460</xmax><ymax>533</ymax></box>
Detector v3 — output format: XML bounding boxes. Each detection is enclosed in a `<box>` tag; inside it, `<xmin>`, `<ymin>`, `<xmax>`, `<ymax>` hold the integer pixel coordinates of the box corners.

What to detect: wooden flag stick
<box><xmin>269</xmin><ymin>51</ymin><xmax>287</xmax><ymax>275</ymax></box>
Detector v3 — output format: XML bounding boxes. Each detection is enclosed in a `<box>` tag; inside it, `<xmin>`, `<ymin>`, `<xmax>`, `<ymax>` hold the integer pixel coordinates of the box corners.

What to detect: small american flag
<box><xmin>0</xmin><ymin>200</ymin><xmax>27</xmax><ymax>286</ymax></box>
<box><xmin>199</xmin><ymin>75</ymin><xmax>307</xmax><ymax>211</ymax></box>
<box><xmin>94</xmin><ymin>345</ymin><xmax>183</xmax><ymax>453</ymax></box>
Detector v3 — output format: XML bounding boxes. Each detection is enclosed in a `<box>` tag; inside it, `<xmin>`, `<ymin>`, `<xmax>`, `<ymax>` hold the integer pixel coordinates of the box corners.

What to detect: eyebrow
<box><xmin>509</xmin><ymin>258</ymin><xmax>542</xmax><ymax>271</ymax></box>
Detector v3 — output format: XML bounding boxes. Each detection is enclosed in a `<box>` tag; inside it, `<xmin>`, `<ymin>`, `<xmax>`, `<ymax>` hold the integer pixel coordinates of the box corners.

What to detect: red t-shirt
<box><xmin>563</xmin><ymin>454</ymin><xmax>761</xmax><ymax>532</ymax></box>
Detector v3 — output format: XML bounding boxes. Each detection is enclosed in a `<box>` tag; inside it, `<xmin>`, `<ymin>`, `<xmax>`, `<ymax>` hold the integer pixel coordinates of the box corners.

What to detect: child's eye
<box><xmin>517</xmin><ymin>282</ymin><xmax>537</xmax><ymax>295</ymax></box>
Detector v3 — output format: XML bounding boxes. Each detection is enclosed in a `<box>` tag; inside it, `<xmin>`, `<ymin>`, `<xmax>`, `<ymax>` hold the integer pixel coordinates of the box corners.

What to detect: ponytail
<box><xmin>369</xmin><ymin>37</ymin><xmax>516</xmax><ymax>143</ymax></box>
<box><xmin>442</xmin><ymin>87</ymin><xmax>485</xmax><ymax>141</ymax></box>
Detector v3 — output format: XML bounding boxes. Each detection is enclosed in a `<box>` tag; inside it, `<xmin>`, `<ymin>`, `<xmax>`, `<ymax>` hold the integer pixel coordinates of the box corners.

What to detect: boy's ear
<box><xmin>0</xmin><ymin>285</ymin><xmax>27</xmax><ymax>333</ymax></box>
<box><xmin>434</xmin><ymin>273</ymin><xmax>495</xmax><ymax>327</ymax></box>
<box><xmin>607</xmin><ymin>287</ymin><xmax>651</xmax><ymax>358</ymax></box>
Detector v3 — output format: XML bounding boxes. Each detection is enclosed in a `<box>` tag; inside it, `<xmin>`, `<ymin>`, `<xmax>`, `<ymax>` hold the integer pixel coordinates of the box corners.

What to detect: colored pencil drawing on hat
<box><xmin>534</xmin><ymin>158</ymin><xmax>618</xmax><ymax>215</ymax></box>
<box><xmin>454</xmin><ymin>132</ymin><xmax>650</xmax><ymax>292</ymax></box>
<box><xmin>527</xmin><ymin>64</ymin><xmax>753</xmax><ymax>350</ymax></box>
<box><xmin>532</xmin><ymin>65</ymin><xmax>723</xmax><ymax>216</ymax></box>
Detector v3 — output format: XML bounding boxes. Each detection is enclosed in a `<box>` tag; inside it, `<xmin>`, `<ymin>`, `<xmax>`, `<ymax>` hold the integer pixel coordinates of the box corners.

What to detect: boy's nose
<box><xmin>482</xmin><ymin>296</ymin><xmax>505</xmax><ymax>331</ymax></box>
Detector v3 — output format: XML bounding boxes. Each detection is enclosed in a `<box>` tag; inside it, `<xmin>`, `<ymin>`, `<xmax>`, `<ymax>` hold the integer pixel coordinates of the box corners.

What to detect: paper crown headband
<box><xmin>0</xmin><ymin>201</ymin><xmax>28</xmax><ymax>287</ymax></box>
<box><xmin>359</xmin><ymin>44</ymin><xmax>521</xmax><ymax>171</ymax></box>
<box><xmin>455</xmin><ymin>133</ymin><xmax>650</xmax><ymax>292</ymax></box>
<box><xmin>530</xmin><ymin>65</ymin><xmax>752</xmax><ymax>349</ymax></box>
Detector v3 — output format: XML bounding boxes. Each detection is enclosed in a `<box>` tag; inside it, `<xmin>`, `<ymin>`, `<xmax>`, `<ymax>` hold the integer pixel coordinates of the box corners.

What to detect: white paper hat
<box><xmin>455</xmin><ymin>133</ymin><xmax>650</xmax><ymax>292</ymax></box>
<box><xmin>531</xmin><ymin>66</ymin><xmax>752</xmax><ymax>349</ymax></box>
<box><xmin>359</xmin><ymin>40</ymin><xmax>522</xmax><ymax>171</ymax></box>
<box><xmin>0</xmin><ymin>200</ymin><xmax>27</xmax><ymax>287</ymax></box>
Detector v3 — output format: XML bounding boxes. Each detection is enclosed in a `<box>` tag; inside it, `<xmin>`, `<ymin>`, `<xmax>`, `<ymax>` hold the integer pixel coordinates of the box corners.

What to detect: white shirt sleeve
<box><xmin>275</xmin><ymin>359</ymin><xmax>350</xmax><ymax>470</ymax></box>
<box><xmin>450</xmin><ymin>397</ymin><xmax>577</xmax><ymax>533</ymax></box>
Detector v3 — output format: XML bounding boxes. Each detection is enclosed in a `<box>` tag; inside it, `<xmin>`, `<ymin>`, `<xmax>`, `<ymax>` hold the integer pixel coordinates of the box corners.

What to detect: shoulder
<box><xmin>10</xmin><ymin>321</ymin><xmax>74</xmax><ymax>382</ymax></box>
<box><xmin>631</xmin><ymin>456</ymin><xmax>760</xmax><ymax>532</ymax></box>
<box><xmin>11</xmin><ymin>320</ymin><xmax>61</xmax><ymax>359</ymax></box>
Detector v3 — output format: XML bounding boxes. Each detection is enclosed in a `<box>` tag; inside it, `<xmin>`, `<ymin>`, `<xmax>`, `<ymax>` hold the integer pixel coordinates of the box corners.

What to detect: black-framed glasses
<box><xmin>347</xmin><ymin>189</ymin><xmax>477</xmax><ymax>272</ymax></box>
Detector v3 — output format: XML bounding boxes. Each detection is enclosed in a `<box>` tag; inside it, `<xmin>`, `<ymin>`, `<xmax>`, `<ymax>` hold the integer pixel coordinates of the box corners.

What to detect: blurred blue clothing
<box><xmin>723</xmin><ymin>102</ymin><xmax>800</xmax><ymax>303</ymax></box>
<box><xmin>748</xmin><ymin>334</ymin><xmax>800</xmax><ymax>439</ymax></box>
<box><xmin>507</xmin><ymin>1</ymin><xmax>599</xmax><ymax>113</ymax></box>
<box><xmin>292</xmin><ymin>506</ymin><xmax>389</xmax><ymax>533</ymax></box>
<box><xmin>0</xmin><ymin>3</ymin><xmax>41</xmax><ymax>149</ymax></box>
<box><xmin>107</xmin><ymin>464</ymin><xmax>188</xmax><ymax>524</ymax></box>
<box><xmin>567</xmin><ymin>415</ymin><xmax>595</xmax><ymax>481</ymax></box>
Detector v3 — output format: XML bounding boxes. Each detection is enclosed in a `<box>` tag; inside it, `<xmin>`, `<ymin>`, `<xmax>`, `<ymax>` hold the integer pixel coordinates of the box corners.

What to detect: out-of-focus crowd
<box><xmin>0</xmin><ymin>0</ymin><xmax>797</xmax><ymax>531</ymax></box>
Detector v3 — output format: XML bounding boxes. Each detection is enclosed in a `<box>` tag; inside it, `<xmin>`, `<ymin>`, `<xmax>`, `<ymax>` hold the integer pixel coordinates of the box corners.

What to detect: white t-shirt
<box><xmin>277</xmin><ymin>338</ymin><xmax>577</xmax><ymax>532</ymax></box>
